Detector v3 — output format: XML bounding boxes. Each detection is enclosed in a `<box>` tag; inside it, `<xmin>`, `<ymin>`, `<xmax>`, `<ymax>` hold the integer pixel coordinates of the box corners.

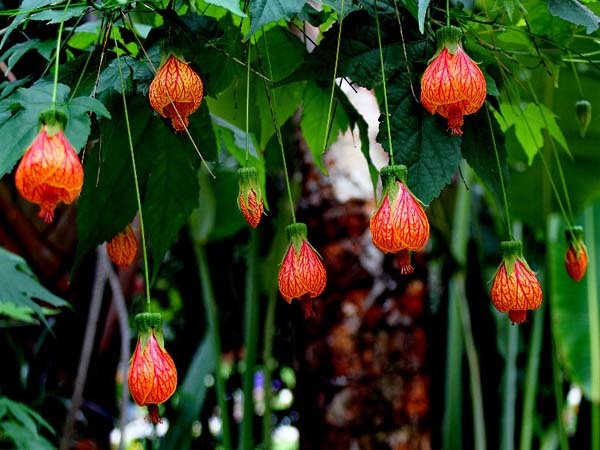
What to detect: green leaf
<box><xmin>548</xmin><ymin>0</ymin><xmax>600</xmax><ymax>33</ymax></box>
<box><xmin>75</xmin><ymin>96</ymin><xmax>217</xmax><ymax>278</ymax></box>
<box><xmin>0</xmin><ymin>39</ymin><xmax>48</xmax><ymax>73</ymax></box>
<box><xmin>548</xmin><ymin>208</ymin><xmax>600</xmax><ymax>402</ymax></box>
<box><xmin>0</xmin><ymin>247</ymin><xmax>67</xmax><ymax>326</ymax></box>
<box><xmin>496</xmin><ymin>102</ymin><xmax>570</xmax><ymax>165</ymax></box>
<box><xmin>300</xmin><ymin>82</ymin><xmax>350</xmax><ymax>173</ymax></box>
<box><xmin>30</xmin><ymin>6</ymin><xmax>88</xmax><ymax>24</ymax></box>
<box><xmin>418</xmin><ymin>0</ymin><xmax>431</xmax><ymax>34</ymax></box>
<box><xmin>0</xmin><ymin>81</ymin><xmax>110</xmax><ymax>178</ymax></box>
<box><xmin>462</xmin><ymin>108</ymin><xmax>509</xmax><ymax>206</ymax></box>
<box><xmin>382</xmin><ymin>72</ymin><xmax>462</xmax><ymax>204</ymax></box>
<box><xmin>0</xmin><ymin>303</ymin><xmax>38</xmax><ymax>324</ymax></box>
<box><xmin>204</xmin><ymin>0</ymin><xmax>247</xmax><ymax>16</ymax></box>
<box><xmin>159</xmin><ymin>336</ymin><xmax>215</xmax><ymax>450</ymax></box>
<box><xmin>248</xmin><ymin>0</ymin><xmax>307</xmax><ymax>36</ymax></box>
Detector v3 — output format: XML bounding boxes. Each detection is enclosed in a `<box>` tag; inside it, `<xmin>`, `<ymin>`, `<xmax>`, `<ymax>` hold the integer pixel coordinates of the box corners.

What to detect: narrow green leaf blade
<box><xmin>548</xmin><ymin>209</ymin><xmax>600</xmax><ymax>401</ymax></box>
<box><xmin>548</xmin><ymin>0</ymin><xmax>600</xmax><ymax>33</ymax></box>
<box><xmin>418</xmin><ymin>0</ymin><xmax>431</xmax><ymax>34</ymax></box>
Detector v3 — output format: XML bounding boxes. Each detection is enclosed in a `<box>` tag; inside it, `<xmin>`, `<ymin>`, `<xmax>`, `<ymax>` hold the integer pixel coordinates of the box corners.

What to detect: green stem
<box><xmin>241</xmin><ymin>231</ymin><xmax>259</xmax><ymax>450</ymax></box>
<box><xmin>446</xmin><ymin>0</ymin><xmax>451</xmax><ymax>27</ymax></box>
<box><xmin>485</xmin><ymin>103</ymin><xmax>513</xmax><ymax>240</ymax></box>
<box><xmin>443</xmin><ymin>277</ymin><xmax>464</xmax><ymax>450</ymax></box>
<box><xmin>552</xmin><ymin>345</ymin><xmax>570</xmax><ymax>450</ymax></box>
<box><xmin>51</xmin><ymin>0</ymin><xmax>73</xmax><ymax>109</ymax></box>
<box><xmin>322</xmin><ymin>0</ymin><xmax>344</xmax><ymax>155</ymax></box>
<box><xmin>526</xmin><ymin>78</ymin><xmax>575</xmax><ymax>225</ymax></box>
<box><xmin>584</xmin><ymin>206</ymin><xmax>600</xmax><ymax>450</ymax></box>
<box><xmin>538</xmin><ymin>152</ymin><xmax>573</xmax><ymax>231</ymax></box>
<box><xmin>115</xmin><ymin>39</ymin><xmax>151</xmax><ymax>306</ymax></box>
<box><xmin>519</xmin><ymin>301</ymin><xmax>545</xmax><ymax>450</ymax></box>
<box><xmin>245</xmin><ymin>40</ymin><xmax>251</xmax><ymax>166</ymax></box>
<box><xmin>374</xmin><ymin>0</ymin><xmax>394</xmax><ymax>164</ymax></box>
<box><xmin>260</xmin><ymin>30</ymin><xmax>296</xmax><ymax>223</ymax></box>
<box><xmin>569</xmin><ymin>56</ymin><xmax>585</xmax><ymax>99</ymax></box>
<box><xmin>261</xmin><ymin>288</ymin><xmax>277</xmax><ymax>450</ymax></box>
<box><xmin>455</xmin><ymin>274</ymin><xmax>487</xmax><ymax>450</ymax></box>
<box><xmin>194</xmin><ymin>245</ymin><xmax>233</xmax><ymax>450</ymax></box>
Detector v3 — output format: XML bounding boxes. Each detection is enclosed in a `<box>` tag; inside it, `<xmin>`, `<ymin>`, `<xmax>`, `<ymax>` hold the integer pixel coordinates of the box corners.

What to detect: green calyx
<box><xmin>39</xmin><ymin>109</ymin><xmax>68</xmax><ymax>135</ymax></box>
<box><xmin>286</xmin><ymin>222</ymin><xmax>308</xmax><ymax>254</ymax></box>
<box><xmin>237</xmin><ymin>167</ymin><xmax>262</xmax><ymax>202</ymax></box>
<box><xmin>565</xmin><ymin>225</ymin><xmax>585</xmax><ymax>250</ymax></box>
<box><xmin>134</xmin><ymin>312</ymin><xmax>165</xmax><ymax>350</ymax></box>
<box><xmin>500</xmin><ymin>240</ymin><xmax>524</xmax><ymax>277</ymax></box>
<box><xmin>380</xmin><ymin>164</ymin><xmax>407</xmax><ymax>204</ymax></box>
<box><xmin>435</xmin><ymin>25</ymin><xmax>463</xmax><ymax>55</ymax></box>
<box><xmin>135</xmin><ymin>312</ymin><xmax>162</xmax><ymax>332</ymax></box>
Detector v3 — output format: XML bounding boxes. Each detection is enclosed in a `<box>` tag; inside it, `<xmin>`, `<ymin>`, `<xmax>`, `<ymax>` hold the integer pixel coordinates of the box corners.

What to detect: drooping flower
<box><xmin>420</xmin><ymin>25</ymin><xmax>487</xmax><ymax>135</ymax></box>
<box><xmin>370</xmin><ymin>165</ymin><xmax>429</xmax><ymax>273</ymax></box>
<box><xmin>490</xmin><ymin>240</ymin><xmax>542</xmax><ymax>324</ymax></box>
<box><xmin>237</xmin><ymin>167</ymin><xmax>264</xmax><ymax>228</ymax></box>
<box><xmin>106</xmin><ymin>225</ymin><xmax>138</xmax><ymax>267</ymax></box>
<box><xmin>14</xmin><ymin>121</ymin><xmax>83</xmax><ymax>223</ymax></box>
<box><xmin>564</xmin><ymin>226</ymin><xmax>588</xmax><ymax>282</ymax></box>
<box><xmin>148</xmin><ymin>54</ymin><xmax>204</xmax><ymax>132</ymax></box>
<box><xmin>278</xmin><ymin>223</ymin><xmax>327</xmax><ymax>318</ymax></box>
<box><xmin>128</xmin><ymin>313</ymin><xmax>177</xmax><ymax>424</ymax></box>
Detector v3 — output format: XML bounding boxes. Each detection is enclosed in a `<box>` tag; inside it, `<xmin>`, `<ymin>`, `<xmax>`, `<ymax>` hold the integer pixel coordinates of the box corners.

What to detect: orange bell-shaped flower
<box><xmin>490</xmin><ymin>240</ymin><xmax>542</xmax><ymax>324</ymax></box>
<box><xmin>278</xmin><ymin>223</ymin><xmax>327</xmax><ymax>318</ymax></box>
<box><xmin>370</xmin><ymin>165</ymin><xmax>429</xmax><ymax>272</ymax></box>
<box><xmin>420</xmin><ymin>26</ymin><xmax>486</xmax><ymax>135</ymax></box>
<box><xmin>564</xmin><ymin>226</ymin><xmax>588</xmax><ymax>282</ymax></box>
<box><xmin>148</xmin><ymin>54</ymin><xmax>204</xmax><ymax>132</ymax></box>
<box><xmin>128</xmin><ymin>313</ymin><xmax>177</xmax><ymax>424</ymax></box>
<box><xmin>106</xmin><ymin>225</ymin><xmax>138</xmax><ymax>267</ymax></box>
<box><xmin>14</xmin><ymin>123</ymin><xmax>83</xmax><ymax>223</ymax></box>
<box><xmin>237</xmin><ymin>167</ymin><xmax>264</xmax><ymax>228</ymax></box>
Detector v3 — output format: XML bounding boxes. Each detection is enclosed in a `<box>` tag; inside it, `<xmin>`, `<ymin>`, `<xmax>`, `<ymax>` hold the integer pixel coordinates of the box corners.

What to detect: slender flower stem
<box><xmin>245</xmin><ymin>40</ymin><xmax>251</xmax><ymax>166</ymax></box>
<box><xmin>446</xmin><ymin>0</ymin><xmax>451</xmax><ymax>27</ymax></box>
<box><xmin>51</xmin><ymin>0</ymin><xmax>73</xmax><ymax>109</ymax></box>
<box><xmin>241</xmin><ymin>231</ymin><xmax>259</xmax><ymax>450</ymax></box>
<box><xmin>322</xmin><ymin>0</ymin><xmax>345</xmax><ymax>155</ymax></box>
<box><xmin>260</xmin><ymin>30</ymin><xmax>296</xmax><ymax>223</ymax></box>
<box><xmin>526</xmin><ymin>79</ymin><xmax>575</xmax><ymax>224</ymax></box>
<box><xmin>485</xmin><ymin>103</ymin><xmax>513</xmax><ymax>240</ymax></box>
<box><xmin>262</xmin><ymin>288</ymin><xmax>277</xmax><ymax>450</ymax></box>
<box><xmin>115</xmin><ymin>39</ymin><xmax>151</xmax><ymax>306</ymax></box>
<box><xmin>374</xmin><ymin>0</ymin><xmax>394</xmax><ymax>164</ymax></box>
<box><xmin>569</xmin><ymin>56</ymin><xmax>585</xmax><ymax>99</ymax></box>
<box><xmin>538</xmin><ymin>152</ymin><xmax>573</xmax><ymax>231</ymax></box>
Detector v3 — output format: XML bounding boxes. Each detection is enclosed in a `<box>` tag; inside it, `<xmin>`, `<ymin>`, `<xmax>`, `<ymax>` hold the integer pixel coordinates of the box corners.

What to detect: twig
<box><xmin>0</xmin><ymin>61</ymin><xmax>16</xmax><ymax>81</ymax></box>
<box><xmin>59</xmin><ymin>247</ymin><xmax>108</xmax><ymax>450</ymax></box>
<box><xmin>100</xmin><ymin>247</ymin><xmax>131</xmax><ymax>450</ymax></box>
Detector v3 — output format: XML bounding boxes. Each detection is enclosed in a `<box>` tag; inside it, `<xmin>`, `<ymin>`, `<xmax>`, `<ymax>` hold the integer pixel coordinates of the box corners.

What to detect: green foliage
<box><xmin>248</xmin><ymin>0</ymin><xmax>307</xmax><ymax>36</ymax></box>
<box><xmin>417</xmin><ymin>0</ymin><xmax>431</xmax><ymax>34</ymax></box>
<box><xmin>381</xmin><ymin>72</ymin><xmax>462</xmax><ymax>204</ymax></box>
<box><xmin>0</xmin><ymin>247</ymin><xmax>67</xmax><ymax>325</ymax></box>
<box><xmin>0</xmin><ymin>397</ymin><xmax>55</xmax><ymax>450</ymax></box>
<box><xmin>75</xmin><ymin>96</ymin><xmax>217</xmax><ymax>279</ymax></box>
<box><xmin>548</xmin><ymin>0</ymin><xmax>600</xmax><ymax>34</ymax></box>
<box><xmin>548</xmin><ymin>210</ymin><xmax>600</xmax><ymax>402</ymax></box>
<box><xmin>0</xmin><ymin>81</ymin><xmax>109</xmax><ymax>178</ymax></box>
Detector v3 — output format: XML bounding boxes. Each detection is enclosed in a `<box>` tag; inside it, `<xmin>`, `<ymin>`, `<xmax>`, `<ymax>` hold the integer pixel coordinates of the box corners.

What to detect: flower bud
<box><xmin>490</xmin><ymin>240</ymin><xmax>542</xmax><ymax>323</ymax></box>
<box><xmin>575</xmin><ymin>100</ymin><xmax>592</xmax><ymax>138</ymax></box>
<box><xmin>564</xmin><ymin>226</ymin><xmax>588</xmax><ymax>282</ymax></box>
<box><xmin>237</xmin><ymin>167</ymin><xmax>264</xmax><ymax>228</ymax></box>
<box><xmin>106</xmin><ymin>225</ymin><xmax>138</xmax><ymax>267</ymax></box>
<box><xmin>370</xmin><ymin>165</ymin><xmax>429</xmax><ymax>261</ymax></box>
<box><xmin>128</xmin><ymin>313</ymin><xmax>177</xmax><ymax>424</ymax></box>
<box><xmin>278</xmin><ymin>223</ymin><xmax>327</xmax><ymax>317</ymax></box>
